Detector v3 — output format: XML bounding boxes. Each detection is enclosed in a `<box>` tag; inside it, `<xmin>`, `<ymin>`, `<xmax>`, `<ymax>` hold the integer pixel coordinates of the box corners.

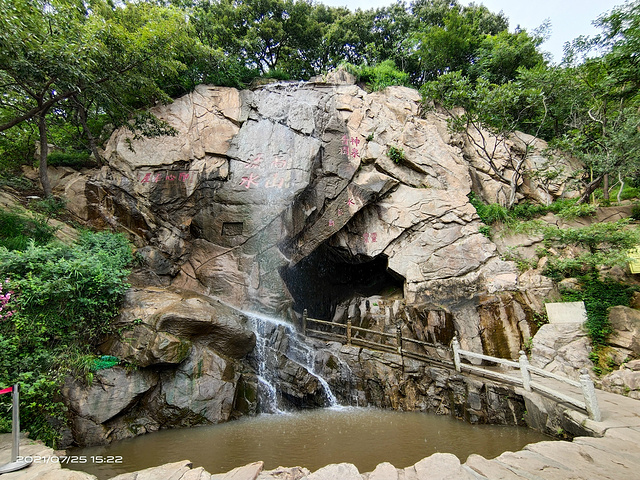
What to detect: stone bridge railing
<box><xmin>452</xmin><ymin>336</ymin><xmax>601</xmax><ymax>421</ymax></box>
<box><xmin>302</xmin><ymin>310</ymin><xmax>601</xmax><ymax>421</ymax></box>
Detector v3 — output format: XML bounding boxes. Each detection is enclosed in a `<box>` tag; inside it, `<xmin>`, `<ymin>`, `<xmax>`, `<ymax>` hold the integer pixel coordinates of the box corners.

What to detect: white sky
<box><xmin>317</xmin><ymin>0</ymin><xmax>627</xmax><ymax>64</ymax></box>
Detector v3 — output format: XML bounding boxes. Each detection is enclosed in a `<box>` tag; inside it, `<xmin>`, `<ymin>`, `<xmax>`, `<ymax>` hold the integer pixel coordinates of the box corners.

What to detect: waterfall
<box><xmin>247</xmin><ymin>312</ymin><xmax>339</xmax><ymax>412</ymax></box>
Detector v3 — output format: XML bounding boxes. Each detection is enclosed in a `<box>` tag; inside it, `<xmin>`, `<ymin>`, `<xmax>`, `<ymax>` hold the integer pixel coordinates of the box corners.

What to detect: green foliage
<box><xmin>92</xmin><ymin>355</ymin><xmax>120</xmax><ymax>372</ymax></box>
<box><xmin>501</xmin><ymin>247</ymin><xmax>537</xmax><ymax>272</ymax></box>
<box><xmin>560</xmin><ymin>277</ymin><xmax>636</xmax><ymax>346</ymax></box>
<box><xmin>344</xmin><ymin>60</ymin><xmax>410</xmax><ymax>91</ymax></box>
<box><xmin>0</xmin><ymin>211</ymin><xmax>56</xmax><ymax>250</ymax></box>
<box><xmin>542</xmin><ymin>219</ymin><xmax>640</xmax><ymax>253</ymax></box>
<box><xmin>47</xmin><ymin>151</ymin><xmax>96</xmax><ymax>169</ymax></box>
<box><xmin>0</xmin><ymin>231</ymin><xmax>133</xmax><ymax>446</ymax></box>
<box><xmin>468</xmin><ymin>192</ymin><xmax>510</xmax><ymax>225</ymax></box>
<box><xmin>632</xmin><ymin>203</ymin><xmax>640</xmax><ymax>220</ymax></box>
<box><xmin>387</xmin><ymin>145</ymin><xmax>407</xmax><ymax>164</ymax></box>
<box><xmin>29</xmin><ymin>197</ymin><xmax>67</xmax><ymax>219</ymax></box>
<box><xmin>555</xmin><ymin>203</ymin><xmax>596</xmax><ymax>219</ymax></box>
<box><xmin>478</xmin><ymin>225</ymin><xmax>492</xmax><ymax>238</ymax></box>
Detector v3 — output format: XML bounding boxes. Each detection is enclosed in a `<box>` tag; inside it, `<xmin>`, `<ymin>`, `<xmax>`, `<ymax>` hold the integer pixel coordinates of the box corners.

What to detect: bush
<box><xmin>0</xmin><ymin>231</ymin><xmax>133</xmax><ymax>446</ymax></box>
<box><xmin>560</xmin><ymin>276</ymin><xmax>636</xmax><ymax>346</ymax></box>
<box><xmin>47</xmin><ymin>151</ymin><xmax>97</xmax><ymax>169</ymax></box>
<box><xmin>555</xmin><ymin>202</ymin><xmax>596</xmax><ymax>219</ymax></box>
<box><xmin>344</xmin><ymin>60</ymin><xmax>410</xmax><ymax>91</ymax></box>
<box><xmin>0</xmin><ymin>210</ymin><xmax>57</xmax><ymax>250</ymax></box>
<box><xmin>387</xmin><ymin>146</ymin><xmax>406</xmax><ymax>164</ymax></box>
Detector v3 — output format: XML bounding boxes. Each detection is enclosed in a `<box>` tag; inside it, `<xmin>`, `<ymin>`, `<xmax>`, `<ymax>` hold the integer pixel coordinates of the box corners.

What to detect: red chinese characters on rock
<box><xmin>363</xmin><ymin>232</ymin><xmax>377</xmax><ymax>243</ymax></box>
<box><xmin>238</xmin><ymin>154</ymin><xmax>289</xmax><ymax>189</ymax></box>
<box><xmin>139</xmin><ymin>171</ymin><xmax>194</xmax><ymax>184</ymax></box>
<box><xmin>341</xmin><ymin>135</ymin><xmax>364</xmax><ymax>159</ymax></box>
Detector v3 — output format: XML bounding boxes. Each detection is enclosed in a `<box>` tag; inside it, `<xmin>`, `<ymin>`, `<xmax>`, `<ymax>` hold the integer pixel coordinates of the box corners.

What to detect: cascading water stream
<box><xmin>246</xmin><ymin>312</ymin><xmax>339</xmax><ymax>412</ymax></box>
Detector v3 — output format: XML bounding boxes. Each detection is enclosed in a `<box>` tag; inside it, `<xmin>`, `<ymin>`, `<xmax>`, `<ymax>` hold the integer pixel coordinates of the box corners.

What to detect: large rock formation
<box><xmin>55</xmin><ymin>73</ymin><xmax>584</xmax><ymax>445</ymax></box>
<box><xmin>85</xmin><ymin>74</ymin><xmax>574</xmax><ymax>356</ymax></box>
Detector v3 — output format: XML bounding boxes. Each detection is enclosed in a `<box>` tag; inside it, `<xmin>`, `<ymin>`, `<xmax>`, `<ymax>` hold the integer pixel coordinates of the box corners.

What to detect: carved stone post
<box><xmin>519</xmin><ymin>350</ymin><xmax>532</xmax><ymax>392</ymax></box>
<box><xmin>396</xmin><ymin>324</ymin><xmax>402</xmax><ymax>354</ymax></box>
<box><xmin>580</xmin><ymin>368</ymin><xmax>602</xmax><ymax>422</ymax></box>
<box><xmin>346</xmin><ymin>319</ymin><xmax>352</xmax><ymax>346</ymax></box>
<box><xmin>452</xmin><ymin>336</ymin><xmax>461</xmax><ymax>372</ymax></box>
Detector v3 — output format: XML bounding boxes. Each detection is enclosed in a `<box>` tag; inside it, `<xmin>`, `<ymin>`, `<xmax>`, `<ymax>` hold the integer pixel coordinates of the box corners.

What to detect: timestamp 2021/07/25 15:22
<box><xmin>16</xmin><ymin>455</ymin><xmax>123</xmax><ymax>464</ymax></box>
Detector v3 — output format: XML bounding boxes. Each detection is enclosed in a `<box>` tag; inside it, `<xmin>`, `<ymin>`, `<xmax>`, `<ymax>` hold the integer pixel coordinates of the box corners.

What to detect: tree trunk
<box><xmin>38</xmin><ymin>111</ymin><xmax>53</xmax><ymax>198</ymax></box>
<box><xmin>603</xmin><ymin>173</ymin><xmax>609</xmax><ymax>202</ymax></box>
<box><xmin>618</xmin><ymin>171</ymin><xmax>624</xmax><ymax>203</ymax></box>
<box><xmin>75</xmin><ymin>99</ymin><xmax>103</xmax><ymax>166</ymax></box>
<box><xmin>577</xmin><ymin>174</ymin><xmax>604</xmax><ymax>204</ymax></box>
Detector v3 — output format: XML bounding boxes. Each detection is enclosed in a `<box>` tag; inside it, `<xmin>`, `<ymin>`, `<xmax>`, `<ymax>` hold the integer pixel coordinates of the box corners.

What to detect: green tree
<box><xmin>0</xmin><ymin>0</ymin><xmax>190</xmax><ymax>195</ymax></box>
<box><xmin>423</xmin><ymin>71</ymin><xmax>548</xmax><ymax>208</ymax></box>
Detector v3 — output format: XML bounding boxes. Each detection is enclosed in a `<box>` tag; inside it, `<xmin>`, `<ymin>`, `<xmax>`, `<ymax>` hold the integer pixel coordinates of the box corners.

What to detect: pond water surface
<box><xmin>65</xmin><ymin>407</ymin><xmax>553</xmax><ymax>479</ymax></box>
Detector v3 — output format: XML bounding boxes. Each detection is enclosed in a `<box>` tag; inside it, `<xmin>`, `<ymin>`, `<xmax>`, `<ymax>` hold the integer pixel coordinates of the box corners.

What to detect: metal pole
<box><xmin>11</xmin><ymin>384</ymin><xmax>18</xmax><ymax>462</ymax></box>
<box><xmin>0</xmin><ymin>384</ymin><xmax>32</xmax><ymax>474</ymax></box>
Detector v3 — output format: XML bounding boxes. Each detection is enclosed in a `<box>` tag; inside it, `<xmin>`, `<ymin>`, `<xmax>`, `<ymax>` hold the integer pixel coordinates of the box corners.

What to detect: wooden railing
<box><xmin>452</xmin><ymin>337</ymin><xmax>601</xmax><ymax>421</ymax></box>
<box><xmin>302</xmin><ymin>310</ymin><xmax>453</xmax><ymax>368</ymax></box>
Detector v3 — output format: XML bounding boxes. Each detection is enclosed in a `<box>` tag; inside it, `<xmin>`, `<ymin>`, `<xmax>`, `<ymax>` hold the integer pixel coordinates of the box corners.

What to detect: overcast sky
<box><xmin>318</xmin><ymin>0</ymin><xmax>627</xmax><ymax>64</ymax></box>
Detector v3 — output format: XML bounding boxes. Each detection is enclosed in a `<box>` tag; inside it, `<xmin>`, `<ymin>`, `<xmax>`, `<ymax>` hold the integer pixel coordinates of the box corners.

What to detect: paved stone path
<box><xmin>1</xmin><ymin>383</ymin><xmax>638</xmax><ymax>479</ymax></box>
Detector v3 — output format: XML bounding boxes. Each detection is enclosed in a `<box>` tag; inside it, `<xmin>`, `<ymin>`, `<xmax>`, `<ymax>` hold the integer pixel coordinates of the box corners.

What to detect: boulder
<box><xmin>63</xmin><ymin>368</ymin><xmax>158</xmax><ymax>425</ymax></box>
<box><xmin>258</xmin><ymin>467</ymin><xmax>311</xmax><ymax>480</ymax></box>
<box><xmin>608</xmin><ymin>306</ymin><xmax>640</xmax><ymax>355</ymax></box>
<box><xmin>62</xmin><ymin>367</ymin><xmax>158</xmax><ymax>446</ymax></box>
<box><xmin>211</xmin><ymin>461</ymin><xmax>264</xmax><ymax>480</ymax></box>
<box><xmin>302</xmin><ymin>463</ymin><xmax>362</xmax><ymax>480</ymax></box>
<box><xmin>109</xmin><ymin>460</ymin><xmax>193</xmax><ymax>480</ymax></box>
<box><xmin>109</xmin><ymin>287</ymin><xmax>256</xmax><ymax>360</ymax></box>
<box><xmin>530</xmin><ymin>323</ymin><xmax>593</xmax><ymax>379</ymax></box>
<box><xmin>101</xmin><ymin>324</ymin><xmax>190</xmax><ymax>367</ymax></box>
<box><xmin>601</xmin><ymin>360</ymin><xmax>640</xmax><ymax>400</ymax></box>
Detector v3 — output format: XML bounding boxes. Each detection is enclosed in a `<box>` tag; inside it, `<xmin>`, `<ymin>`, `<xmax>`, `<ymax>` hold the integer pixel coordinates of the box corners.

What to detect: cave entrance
<box><xmin>280</xmin><ymin>243</ymin><xmax>405</xmax><ymax>320</ymax></box>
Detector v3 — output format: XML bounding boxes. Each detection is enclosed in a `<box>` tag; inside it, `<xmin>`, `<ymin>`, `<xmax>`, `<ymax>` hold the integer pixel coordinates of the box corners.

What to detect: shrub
<box><xmin>555</xmin><ymin>203</ymin><xmax>596</xmax><ymax>219</ymax></box>
<box><xmin>0</xmin><ymin>231</ymin><xmax>133</xmax><ymax>446</ymax></box>
<box><xmin>387</xmin><ymin>146</ymin><xmax>406</xmax><ymax>164</ymax></box>
<box><xmin>560</xmin><ymin>276</ymin><xmax>636</xmax><ymax>346</ymax></box>
<box><xmin>344</xmin><ymin>60</ymin><xmax>410</xmax><ymax>91</ymax></box>
<box><xmin>47</xmin><ymin>151</ymin><xmax>96</xmax><ymax>169</ymax></box>
<box><xmin>0</xmin><ymin>210</ymin><xmax>57</xmax><ymax>250</ymax></box>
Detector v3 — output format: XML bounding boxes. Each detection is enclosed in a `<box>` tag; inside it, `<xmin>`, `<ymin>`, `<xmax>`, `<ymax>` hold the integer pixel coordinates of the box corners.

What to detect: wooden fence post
<box><xmin>452</xmin><ymin>336</ymin><xmax>461</xmax><ymax>372</ymax></box>
<box><xmin>346</xmin><ymin>319</ymin><xmax>352</xmax><ymax>346</ymax></box>
<box><xmin>302</xmin><ymin>309</ymin><xmax>307</xmax><ymax>335</ymax></box>
<box><xmin>519</xmin><ymin>350</ymin><xmax>532</xmax><ymax>391</ymax></box>
<box><xmin>580</xmin><ymin>368</ymin><xmax>602</xmax><ymax>422</ymax></box>
<box><xmin>396</xmin><ymin>324</ymin><xmax>402</xmax><ymax>354</ymax></box>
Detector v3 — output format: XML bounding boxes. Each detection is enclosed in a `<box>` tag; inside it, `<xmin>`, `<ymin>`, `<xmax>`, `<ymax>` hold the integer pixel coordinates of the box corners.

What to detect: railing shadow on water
<box><xmin>302</xmin><ymin>309</ymin><xmax>601</xmax><ymax>422</ymax></box>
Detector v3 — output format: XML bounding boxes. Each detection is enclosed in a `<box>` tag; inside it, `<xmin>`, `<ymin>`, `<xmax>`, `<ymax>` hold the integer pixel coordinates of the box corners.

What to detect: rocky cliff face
<box><xmin>56</xmin><ymin>72</ymin><xmax>580</xmax><ymax>445</ymax></box>
<box><xmin>84</xmin><ymin>71</ymin><xmax>573</xmax><ymax>354</ymax></box>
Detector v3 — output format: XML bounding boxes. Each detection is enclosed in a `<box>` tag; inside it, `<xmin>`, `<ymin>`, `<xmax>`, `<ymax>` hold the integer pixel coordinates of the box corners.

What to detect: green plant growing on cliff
<box><xmin>387</xmin><ymin>146</ymin><xmax>406</xmax><ymax>164</ymax></box>
<box><xmin>561</xmin><ymin>276</ymin><xmax>636</xmax><ymax>373</ymax></box>
<box><xmin>0</xmin><ymin>231</ymin><xmax>133</xmax><ymax>446</ymax></box>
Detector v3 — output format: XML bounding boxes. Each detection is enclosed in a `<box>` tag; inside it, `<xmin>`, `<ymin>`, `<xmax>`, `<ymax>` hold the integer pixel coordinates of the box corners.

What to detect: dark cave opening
<box><xmin>280</xmin><ymin>243</ymin><xmax>405</xmax><ymax>320</ymax></box>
